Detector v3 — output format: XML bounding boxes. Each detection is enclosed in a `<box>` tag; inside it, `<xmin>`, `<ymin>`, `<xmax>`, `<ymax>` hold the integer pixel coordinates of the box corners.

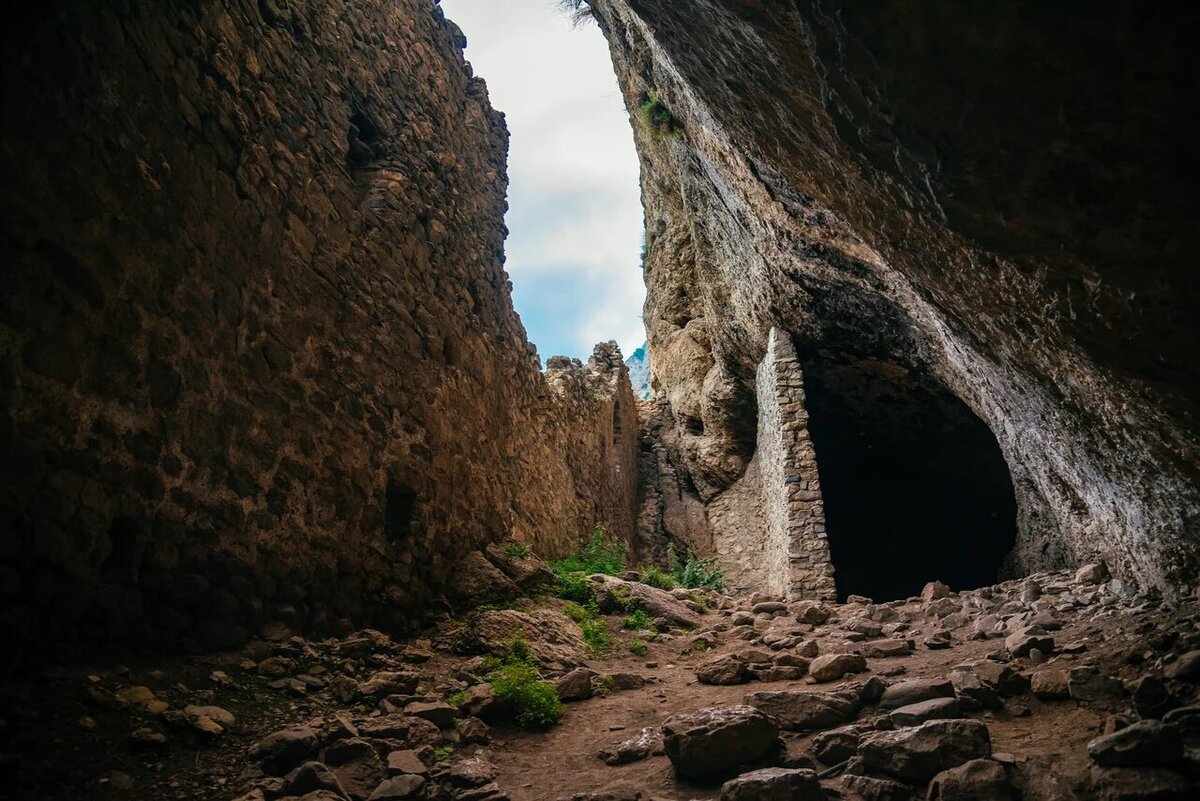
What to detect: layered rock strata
<box><xmin>592</xmin><ymin>0</ymin><xmax>1200</xmax><ymax>596</ymax></box>
<box><xmin>0</xmin><ymin>0</ymin><xmax>636</xmax><ymax>648</ymax></box>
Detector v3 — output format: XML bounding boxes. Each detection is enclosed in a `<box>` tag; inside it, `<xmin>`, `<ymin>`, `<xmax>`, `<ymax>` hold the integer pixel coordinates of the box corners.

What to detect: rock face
<box><xmin>591</xmin><ymin>0</ymin><xmax>1200</xmax><ymax>598</ymax></box>
<box><xmin>0</xmin><ymin>0</ymin><xmax>638</xmax><ymax>646</ymax></box>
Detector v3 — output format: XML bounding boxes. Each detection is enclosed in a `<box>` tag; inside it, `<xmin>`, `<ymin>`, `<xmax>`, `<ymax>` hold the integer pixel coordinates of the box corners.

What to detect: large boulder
<box><xmin>484</xmin><ymin>542</ymin><xmax>555</xmax><ymax>592</ymax></box>
<box><xmin>250</xmin><ymin>726</ymin><xmax>321</xmax><ymax>775</ymax></box>
<box><xmin>591</xmin><ymin>575</ymin><xmax>702</xmax><ymax>629</ymax></box>
<box><xmin>928</xmin><ymin>759</ymin><xmax>1014</xmax><ymax>800</ymax></box>
<box><xmin>744</xmin><ymin>690</ymin><xmax>861</xmax><ymax>731</ymax></box>
<box><xmin>697</xmin><ymin>653</ymin><xmax>751</xmax><ymax>685</ymax></box>
<box><xmin>879</xmin><ymin>678</ymin><xmax>955</xmax><ymax>710</ymax></box>
<box><xmin>444</xmin><ymin>550</ymin><xmax>522</xmax><ymax>609</ymax></box>
<box><xmin>810</xmin><ymin>653</ymin><xmax>867</xmax><ymax>682</ymax></box>
<box><xmin>661</xmin><ymin>705</ymin><xmax>780</xmax><ymax>780</ymax></box>
<box><xmin>1087</xmin><ymin>721</ymin><xmax>1183</xmax><ymax>767</ymax></box>
<box><xmin>720</xmin><ymin>767</ymin><xmax>823</xmax><ymax>801</ymax></box>
<box><xmin>858</xmin><ymin>720</ymin><xmax>992</xmax><ymax>780</ymax></box>
<box><xmin>470</xmin><ymin>608</ymin><xmax>588</xmax><ymax>670</ymax></box>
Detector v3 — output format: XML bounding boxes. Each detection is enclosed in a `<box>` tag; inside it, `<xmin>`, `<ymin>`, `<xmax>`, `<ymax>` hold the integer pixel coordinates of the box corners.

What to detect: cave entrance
<box><xmin>802</xmin><ymin>356</ymin><xmax>1017</xmax><ymax>602</ymax></box>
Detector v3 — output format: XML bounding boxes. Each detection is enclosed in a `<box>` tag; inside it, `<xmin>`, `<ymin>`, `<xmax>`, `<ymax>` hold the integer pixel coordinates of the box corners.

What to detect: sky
<box><xmin>440</xmin><ymin>0</ymin><xmax>646</xmax><ymax>363</ymax></box>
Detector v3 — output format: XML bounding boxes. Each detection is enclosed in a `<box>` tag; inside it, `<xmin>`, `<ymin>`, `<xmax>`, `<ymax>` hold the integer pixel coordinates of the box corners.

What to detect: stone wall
<box><xmin>0</xmin><ymin>0</ymin><xmax>636</xmax><ymax>650</ymax></box>
<box><xmin>594</xmin><ymin>0</ymin><xmax>1199</xmax><ymax>595</ymax></box>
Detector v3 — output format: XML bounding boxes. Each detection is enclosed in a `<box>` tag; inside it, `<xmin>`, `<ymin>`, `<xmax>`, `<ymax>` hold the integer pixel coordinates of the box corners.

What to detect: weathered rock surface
<box><xmin>858</xmin><ymin>720</ymin><xmax>992</xmax><ymax>780</ymax></box>
<box><xmin>744</xmin><ymin>690</ymin><xmax>861</xmax><ymax>731</ymax></box>
<box><xmin>719</xmin><ymin>767</ymin><xmax>822</xmax><ymax>801</ymax></box>
<box><xmin>0</xmin><ymin>0</ymin><xmax>639</xmax><ymax>648</ymax></box>
<box><xmin>661</xmin><ymin>705</ymin><xmax>779</xmax><ymax>780</ymax></box>
<box><xmin>596</xmin><ymin>0</ymin><xmax>1200</xmax><ymax>599</ymax></box>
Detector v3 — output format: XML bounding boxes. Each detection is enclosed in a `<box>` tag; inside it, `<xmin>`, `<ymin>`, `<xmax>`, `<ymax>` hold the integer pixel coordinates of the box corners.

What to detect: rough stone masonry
<box><xmin>0</xmin><ymin>0</ymin><xmax>637</xmax><ymax>650</ymax></box>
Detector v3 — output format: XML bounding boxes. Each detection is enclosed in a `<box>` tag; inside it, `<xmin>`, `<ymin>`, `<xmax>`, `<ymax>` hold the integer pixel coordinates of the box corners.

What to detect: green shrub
<box><xmin>591</xmin><ymin>674</ymin><xmax>616</xmax><ymax>698</ymax></box>
<box><xmin>549</xmin><ymin>525</ymin><xmax>628</xmax><ymax>603</ymax></box>
<box><xmin>640</xmin><ymin>90</ymin><xmax>681</xmax><ymax>139</ymax></box>
<box><xmin>579</xmin><ymin>617</ymin><xmax>612</xmax><ymax>654</ymax></box>
<box><xmin>561</xmin><ymin>601</ymin><xmax>593</xmax><ymax>623</ymax></box>
<box><xmin>447</xmin><ymin>690</ymin><xmax>467</xmax><ymax>708</ymax></box>
<box><xmin>554</xmin><ymin>571</ymin><xmax>594</xmax><ymax>604</ymax></box>
<box><xmin>550</xmin><ymin>525</ymin><xmax>626</xmax><ymax>576</ymax></box>
<box><xmin>621</xmin><ymin>608</ymin><xmax>655</xmax><ymax>632</ymax></box>
<box><xmin>668</xmin><ymin>543</ymin><xmax>726</xmax><ymax>591</ymax></box>
<box><xmin>688</xmin><ymin>592</ymin><xmax>712</xmax><ymax>611</ymax></box>
<box><xmin>503</xmin><ymin>542</ymin><xmax>530</xmax><ymax>559</ymax></box>
<box><xmin>640</xmin><ymin>565</ymin><xmax>677</xmax><ymax>591</ymax></box>
<box><xmin>627</xmin><ymin>637</ymin><xmax>649</xmax><ymax>657</ymax></box>
<box><xmin>433</xmin><ymin>745</ymin><xmax>455</xmax><ymax>761</ymax></box>
<box><xmin>486</xmin><ymin>637</ymin><xmax>563</xmax><ymax>730</ymax></box>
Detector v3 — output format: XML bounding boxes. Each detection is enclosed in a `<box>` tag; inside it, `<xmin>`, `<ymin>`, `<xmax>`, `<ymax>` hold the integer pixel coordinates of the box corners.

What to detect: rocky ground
<box><xmin>2</xmin><ymin>554</ymin><xmax>1199</xmax><ymax>800</ymax></box>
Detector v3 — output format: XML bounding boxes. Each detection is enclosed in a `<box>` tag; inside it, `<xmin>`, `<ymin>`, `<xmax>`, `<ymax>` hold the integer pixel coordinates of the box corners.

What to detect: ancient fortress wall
<box><xmin>0</xmin><ymin>0</ymin><xmax>636</xmax><ymax>649</ymax></box>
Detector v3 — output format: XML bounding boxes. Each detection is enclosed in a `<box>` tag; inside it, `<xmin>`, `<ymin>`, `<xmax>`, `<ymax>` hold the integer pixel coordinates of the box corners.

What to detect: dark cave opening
<box><xmin>803</xmin><ymin>356</ymin><xmax>1018</xmax><ymax>602</ymax></box>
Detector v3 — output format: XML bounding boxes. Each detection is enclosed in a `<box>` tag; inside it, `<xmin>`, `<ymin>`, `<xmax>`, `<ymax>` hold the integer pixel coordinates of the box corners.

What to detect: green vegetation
<box><xmin>591</xmin><ymin>673</ymin><xmax>616</xmax><ymax>698</ymax></box>
<box><xmin>640</xmin><ymin>565</ymin><xmax>677</xmax><ymax>591</ymax></box>
<box><xmin>579</xmin><ymin>617</ymin><xmax>612</xmax><ymax>654</ymax></box>
<box><xmin>447</xmin><ymin>690</ymin><xmax>467</xmax><ymax>709</ymax></box>
<box><xmin>503</xmin><ymin>542</ymin><xmax>530</xmax><ymax>559</ymax></box>
<box><xmin>620</xmin><ymin>608</ymin><xmax>655</xmax><ymax>632</ymax></box>
<box><xmin>433</xmin><ymin>745</ymin><xmax>455</xmax><ymax>761</ymax></box>
<box><xmin>668</xmin><ymin>543</ymin><xmax>726</xmax><ymax>591</ymax></box>
<box><xmin>548</xmin><ymin>524</ymin><xmax>627</xmax><ymax>604</ymax></box>
<box><xmin>484</xmin><ymin>636</ymin><xmax>563</xmax><ymax>730</ymax></box>
<box><xmin>627</xmin><ymin>637</ymin><xmax>649</xmax><ymax>657</ymax></box>
<box><xmin>562</xmin><ymin>600</ymin><xmax>612</xmax><ymax>654</ymax></box>
<box><xmin>640</xmin><ymin>90</ymin><xmax>682</xmax><ymax>140</ymax></box>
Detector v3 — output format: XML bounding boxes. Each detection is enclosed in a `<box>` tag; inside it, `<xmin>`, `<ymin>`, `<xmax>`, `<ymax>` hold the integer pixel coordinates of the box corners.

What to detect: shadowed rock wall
<box><xmin>594</xmin><ymin>0</ymin><xmax>1199</xmax><ymax>594</ymax></box>
<box><xmin>0</xmin><ymin>0</ymin><xmax>636</xmax><ymax>650</ymax></box>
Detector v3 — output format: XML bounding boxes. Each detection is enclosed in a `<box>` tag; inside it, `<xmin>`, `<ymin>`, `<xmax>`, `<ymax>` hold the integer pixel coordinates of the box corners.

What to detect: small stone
<box><xmin>1068</xmin><ymin>666</ymin><xmax>1124</xmax><ymax>703</ymax></box>
<box><xmin>794</xmin><ymin>601</ymin><xmax>832</xmax><ymax>625</ymax></box>
<box><xmin>809</xmin><ymin>653</ymin><xmax>867</xmax><ymax>682</ymax></box>
<box><xmin>922</xmin><ymin>581</ymin><xmax>951</xmax><ymax>602</ymax></box>
<box><xmin>1031</xmin><ymin>669</ymin><xmax>1070</xmax><ymax>700</ymax></box>
<box><xmin>879</xmin><ymin>678</ymin><xmax>955</xmax><ymax>710</ymax></box>
<box><xmin>928</xmin><ymin>758</ymin><xmax>1013</xmax><ymax>800</ymax></box>
<box><xmin>445</xmin><ymin>756</ymin><xmax>497</xmax><ymax>787</ymax></box>
<box><xmin>1075</xmin><ymin>563</ymin><xmax>1109</xmax><ymax>585</ymax></box>
<box><xmin>661</xmin><ymin>705</ymin><xmax>780</xmax><ymax>780</ymax></box>
<box><xmin>1087</xmin><ymin>720</ymin><xmax>1183</xmax><ymax>766</ymax></box>
<box><xmin>744</xmin><ymin>689</ymin><xmax>861</xmax><ymax>731</ymax></box>
<box><xmin>846</xmin><ymin>595</ymin><xmax>873</xmax><ymax>605</ymax></box>
<box><xmin>861</xmin><ymin>639</ymin><xmax>912</xmax><ymax>658</ymax></box>
<box><xmin>554</xmin><ymin>667</ymin><xmax>598</xmax><ymax>701</ymax></box>
<box><xmin>368</xmin><ymin>775</ymin><xmax>426</xmax><ymax>799</ymax></box>
<box><xmin>386</xmin><ymin>750</ymin><xmax>428</xmax><ymax>776</ymax></box>
<box><xmin>890</xmin><ymin>697</ymin><xmax>961</xmax><ymax>726</ymax></box>
<box><xmin>599</xmin><ymin>726</ymin><xmax>663</xmax><ymax>765</ymax></box>
<box><xmin>285</xmin><ymin>761</ymin><xmax>346</xmax><ymax>797</ymax></box>
<box><xmin>859</xmin><ymin>719</ymin><xmax>992</xmax><ymax>781</ymax></box>
<box><xmin>250</xmin><ymin>725</ymin><xmax>320</xmax><ymax>775</ymax></box>
<box><xmin>1133</xmin><ymin>675</ymin><xmax>1173</xmax><ymax>719</ymax></box>
<box><xmin>458</xmin><ymin>716</ymin><xmax>490</xmax><ymax>744</ymax></box>
<box><xmin>1004</xmin><ymin>627</ymin><xmax>1054</xmax><ymax>658</ymax></box>
<box><xmin>1164</xmin><ymin>650</ymin><xmax>1200</xmax><ymax>682</ymax></box>
<box><xmin>696</xmin><ymin>653</ymin><xmax>750</xmax><ymax>686</ymax></box>
<box><xmin>753</xmin><ymin>602</ymin><xmax>788</xmax><ymax>614</ymax></box>
<box><xmin>404</xmin><ymin>701</ymin><xmax>457</xmax><ymax>729</ymax></box>
<box><xmin>719</xmin><ymin>767</ymin><xmax>822</xmax><ymax>800</ymax></box>
<box><xmin>359</xmin><ymin>671</ymin><xmax>418</xmax><ymax>697</ymax></box>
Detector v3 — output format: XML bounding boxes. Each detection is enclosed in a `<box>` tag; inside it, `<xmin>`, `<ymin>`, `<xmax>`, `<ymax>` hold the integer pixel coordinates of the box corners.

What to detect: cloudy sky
<box><xmin>441</xmin><ymin>0</ymin><xmax>646</xmax><ymax>363</ymax></box>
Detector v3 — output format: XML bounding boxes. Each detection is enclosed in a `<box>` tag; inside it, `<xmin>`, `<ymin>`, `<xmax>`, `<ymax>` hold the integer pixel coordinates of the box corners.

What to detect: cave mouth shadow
<box><xmin>803</xmin><ymin>355</ymin><xmax>1017</xmax><ymax>602</ymax></box>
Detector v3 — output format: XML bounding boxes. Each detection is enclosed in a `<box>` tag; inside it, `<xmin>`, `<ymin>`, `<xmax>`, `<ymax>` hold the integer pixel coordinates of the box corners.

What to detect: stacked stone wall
<box><xmin>0</xmin><ymin>0</ymin><xmax>636</xmax><ymax>650</ymax></box>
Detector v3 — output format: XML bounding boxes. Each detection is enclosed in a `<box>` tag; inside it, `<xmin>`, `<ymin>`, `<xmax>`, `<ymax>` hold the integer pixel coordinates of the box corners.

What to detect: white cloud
<box><xmin>441</xmin><ymin>0</ymin><xmax>646</xmax><ymax>360</ymax></box>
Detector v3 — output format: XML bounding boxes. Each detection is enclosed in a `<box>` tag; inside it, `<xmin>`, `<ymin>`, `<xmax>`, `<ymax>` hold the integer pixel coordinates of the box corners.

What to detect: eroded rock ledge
<box><xmin>595</xmin><ymin>0</ymin><xmax>1200</xmax><ymax>597</ymax></box>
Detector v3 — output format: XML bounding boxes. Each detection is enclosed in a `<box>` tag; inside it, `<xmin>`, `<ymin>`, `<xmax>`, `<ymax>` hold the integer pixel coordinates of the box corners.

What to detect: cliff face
<box><xmin>0</xmin><ymin>0</ymin><xmax>636</xmax><ymax>648</ymax></box>
<box><xmin>593</xmin><ymin>0</ymin><xmax>1199</xmax><ymax>596</ymax></box>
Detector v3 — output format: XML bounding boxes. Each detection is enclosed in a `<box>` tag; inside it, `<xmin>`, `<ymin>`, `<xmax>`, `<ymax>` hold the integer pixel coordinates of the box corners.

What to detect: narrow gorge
<box><xmin>1</xmin><ymin>1</ymin><xmax>1197</xmax><ymax>800</ymax></box>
